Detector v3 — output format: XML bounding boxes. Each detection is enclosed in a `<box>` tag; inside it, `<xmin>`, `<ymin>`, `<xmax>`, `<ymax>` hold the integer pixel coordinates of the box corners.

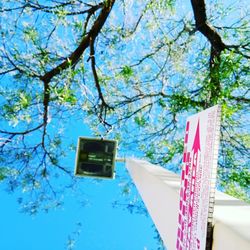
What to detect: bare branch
<box><xmin>89</xmin><ymin>36</ymin><xmax>112</xmax><ymax>110</ymax></box>
<box><xmin>0</xmin><ymin>124</ymin><xmax>45</xmax><ymax>135</ymax></box>
<box><xmin>0</xmin><ymin>1</ymin><xmax>103</xmax><ymax>16</ymax></box>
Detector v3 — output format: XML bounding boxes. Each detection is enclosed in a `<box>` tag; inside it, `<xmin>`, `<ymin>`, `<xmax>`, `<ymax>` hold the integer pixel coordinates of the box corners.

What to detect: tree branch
<box><xmin>190</xmin><ymin>0</ymin><xmax>226</xmax><ymax>53</ymax></box>
<box><xmin>0</xmin><ymin>124</ymin><xmax>45</xmax><ymax>135</ymax></box>
<box><xmin>89</xmin><ymin>36</ymin><xmax>111</xmax><ymax>110</ymax></box>
<box><xmin>190</xmin><ymin>0</ymin><xmax>227</xmax><ymax>106</ymax></box>
<box><xmin>0</xmin><ymin>2</ymin><xmax>104</xmax><ymax>16</ymax></box>
<box><xmin>40</xmin><ymin>0</ymin><xmax>115</xmax><ymax>84</ymax></box>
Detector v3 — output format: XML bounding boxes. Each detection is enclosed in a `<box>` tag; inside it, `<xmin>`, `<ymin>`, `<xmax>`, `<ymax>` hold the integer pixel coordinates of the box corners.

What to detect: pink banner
<box><xmin>176</xmin><ymin>105</ymin><xmax>221</xmax><ymax>250</ymax></box>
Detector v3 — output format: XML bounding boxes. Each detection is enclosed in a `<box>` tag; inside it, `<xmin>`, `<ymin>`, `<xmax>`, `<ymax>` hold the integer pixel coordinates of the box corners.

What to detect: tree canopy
<box><xmin>0</xmin><ymin>0</ymin><xmax>249</xmax><ymax>214</ymax></box>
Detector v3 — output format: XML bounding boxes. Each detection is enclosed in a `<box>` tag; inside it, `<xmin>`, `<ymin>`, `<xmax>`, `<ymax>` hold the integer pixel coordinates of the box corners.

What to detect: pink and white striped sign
<box><xmin>176</xmin><ymin>105</ymin><xmax>221</xmax><ymax>250</ymax></box>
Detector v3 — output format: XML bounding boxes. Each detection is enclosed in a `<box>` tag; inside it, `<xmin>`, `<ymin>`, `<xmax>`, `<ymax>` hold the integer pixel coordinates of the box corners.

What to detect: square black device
<box><xmin>75</xmin><ymin>137</ymin><xmax>117</xmax><ymax>179</ymax></box>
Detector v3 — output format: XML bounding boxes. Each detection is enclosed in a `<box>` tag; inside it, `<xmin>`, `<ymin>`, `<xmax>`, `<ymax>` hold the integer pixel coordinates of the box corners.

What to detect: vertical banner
<box><xmin>176</xmin><ymin>105</ymin><xmax>221</xmax><ymax>250</ymax></box>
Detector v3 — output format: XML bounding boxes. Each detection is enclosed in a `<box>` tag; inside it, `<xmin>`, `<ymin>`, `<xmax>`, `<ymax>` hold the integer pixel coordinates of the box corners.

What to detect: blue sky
<box><xmin>0</xmin><ymin>171</ymin><xmax>161</xmax><ymax>250</ymax></box>
<box><xmin>0</xmin><ymin>116</ymin><xmax>163</xmax><ymax>250</ymax></box>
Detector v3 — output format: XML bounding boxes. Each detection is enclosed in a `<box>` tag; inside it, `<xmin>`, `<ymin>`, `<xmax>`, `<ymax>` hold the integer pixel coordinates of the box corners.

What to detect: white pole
<box><xmin>125</xmin><ymin>158</ymin><xmax>250</xmax><ymax>250</ymax></box>
<box><xmin>126</xmin><ymin>158</ymin><xmax>180</xmax><ymax>250</ymax></box>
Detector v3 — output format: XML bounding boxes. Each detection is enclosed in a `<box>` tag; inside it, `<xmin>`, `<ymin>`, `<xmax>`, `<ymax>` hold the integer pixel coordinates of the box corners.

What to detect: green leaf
<box><xmin>53</xmin><ymin>87</ymin><xmax>77</xmax><ymax>106</ymax></box>
<box><xmin>0</xmin><ymin>167</ymin><xmax>9</xmax><ymax>181</ymax></box>
<box><xmin>134</xmin><ymin>116</ymin><xmax>146</xmax><ymax>127</ymax></box>
<box><xmin>158</xmin><ymin>98</ymin><xmax>166</xmax><ymax>107</ymax></box>
<box><xmin>19</xmin><ymin>92</ymin><xmax>32</xmax><ymax>109</ymax></box>
<box><xmin>120</xmin><ymin>66</ymin><xmax>133</xmax><ymax>79</ymax></box>
<box><xmin>23</xmin><ymin>27</ymin><xmax>38</xmax><ymax>42</ymax></box>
